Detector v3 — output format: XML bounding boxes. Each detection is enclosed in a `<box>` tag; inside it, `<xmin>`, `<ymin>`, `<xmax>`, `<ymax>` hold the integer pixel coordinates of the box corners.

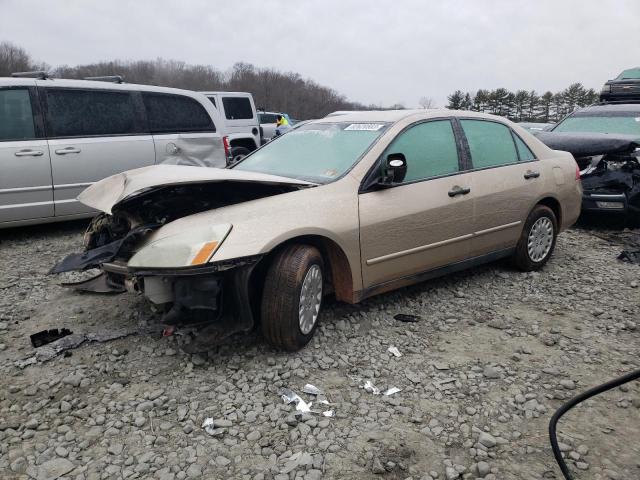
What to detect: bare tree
<box><xmin>418</xmin><ymin>96</ymin><xmax>435</xmax><ymax>109</ymax></box>
<box><xmin>0</xmin><ymin>41</ymin><xmax>35</xmax><ymax>77</ymax></box>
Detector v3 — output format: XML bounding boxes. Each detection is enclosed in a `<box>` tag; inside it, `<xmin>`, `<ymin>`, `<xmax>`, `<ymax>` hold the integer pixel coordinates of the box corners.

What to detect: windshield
<box><xmin>617</xmin><ymin>68</ymin><xmax>640</xmax><ymax>80</ymax></box>
<box><xmin>553</xmin><ymin>114</ymin><xmax>640</xmax><ymax>135</ymax></box>
<box><xmin>233</xmin><ymin>122</ymin><xmax>389</xmax><ymax>183</ymax></box>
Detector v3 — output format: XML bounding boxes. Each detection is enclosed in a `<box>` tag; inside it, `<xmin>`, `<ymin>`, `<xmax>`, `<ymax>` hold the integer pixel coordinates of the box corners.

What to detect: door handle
<box><xmin>55</xmin><ymin>147</ymin><xmax>81</xmax><ymax>155</ymax></box>
<box><xmin>448</xmin><ymin>186</ymin><xmax>471</xmax><ymax>197</ymax></box>
<box><xmin>524</xmin><ymin>170</ymin><xmax>540</xmax><ymax>179</ymax></box>
<box><xmin>14</xmin><ymin>149</ymin><xmax>44</xmax><ymax>157</ymax></box>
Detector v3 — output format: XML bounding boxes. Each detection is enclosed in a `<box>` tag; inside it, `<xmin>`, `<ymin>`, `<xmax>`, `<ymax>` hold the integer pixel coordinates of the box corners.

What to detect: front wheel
<box><xmin>513</xmin><ymin>205</ymin><xmax>558</xmax><ymax>271</ymax></box>
<box><xmin>261</xmin><ymin>245</ymin><xmax>324</xmax><ymax>351</ymax></box>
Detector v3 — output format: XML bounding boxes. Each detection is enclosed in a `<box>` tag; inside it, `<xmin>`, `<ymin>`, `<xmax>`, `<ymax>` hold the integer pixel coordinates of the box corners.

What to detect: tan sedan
<box><xmin>53</xmin><ymin>110</ymin><xmax>582</xmax><ymax>351</ymax></box>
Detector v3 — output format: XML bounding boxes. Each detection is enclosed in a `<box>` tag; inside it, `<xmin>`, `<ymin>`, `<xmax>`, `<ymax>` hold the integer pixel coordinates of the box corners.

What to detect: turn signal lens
<box><xmin>190</xmin><ymin>241</ymin><xmax>219</xmax><ymax>265</ymax></box>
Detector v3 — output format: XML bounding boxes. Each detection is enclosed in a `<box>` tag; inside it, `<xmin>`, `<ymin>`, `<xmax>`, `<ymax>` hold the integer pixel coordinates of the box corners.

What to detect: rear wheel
<box><xmin>261</xmin><ymin>245</ymin><xmax>324</xmax><ymax>351</ymax></box>
<box><xmin>513</xmin><ymin>205</ymin><xmax>558</xmax><ymax>271</ymax></box>
<box><xmin>230</xmin><ymin>146</ymin><xmax>251</xmax><ymax>164</ymax></box>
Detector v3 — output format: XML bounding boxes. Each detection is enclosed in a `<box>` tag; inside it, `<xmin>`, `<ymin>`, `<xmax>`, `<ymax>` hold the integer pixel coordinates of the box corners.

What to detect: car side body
<box><xmin>53</xmin><ymin>109</ymin><xmax>582</xmax><ymax>351</ymax></box>
<box><xmin>0</xmin><ymin>77</ymin><xmax>226</xmax><ymax>228</ymax></box>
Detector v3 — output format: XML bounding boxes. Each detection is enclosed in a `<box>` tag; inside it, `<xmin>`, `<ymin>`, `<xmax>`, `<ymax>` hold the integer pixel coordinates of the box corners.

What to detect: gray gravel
<box><xmin>0</xmin><ymin>221</ymin><xmax>639</xmax><ymax>479</ymax></box>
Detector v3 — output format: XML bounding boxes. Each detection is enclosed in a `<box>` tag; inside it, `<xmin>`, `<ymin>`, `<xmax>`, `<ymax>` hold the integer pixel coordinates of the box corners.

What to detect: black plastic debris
<box><xmin>394</xmin><ymin>313</ymin><xmax>421</xmax><ymax>323</ymax></box>
<box><xmin>618</xmin><ymin>250</ymin><xmax>640</xmax><ymax>264</ymax></box>
<box><xmin>30</xmin><ymin>328</ymin><xmax>72</xmax><ymax>348</ymax></box>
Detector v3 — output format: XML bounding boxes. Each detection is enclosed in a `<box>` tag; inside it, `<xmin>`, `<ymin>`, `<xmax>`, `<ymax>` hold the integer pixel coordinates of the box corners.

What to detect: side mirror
<box><xmin>379</xmin><ymin>153</ymin><xmax>407</xmax><ymax>186</ymax></box>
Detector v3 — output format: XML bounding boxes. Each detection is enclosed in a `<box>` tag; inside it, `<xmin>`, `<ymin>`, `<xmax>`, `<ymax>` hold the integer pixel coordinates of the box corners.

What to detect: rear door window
<box><xmin>0</xmin><ymin>88</ymin><xmax>36</xmax><ymax>141</ymax></box>
<box><xmin>45</xmin><ymin>88</ymin><xmax>138</xmax><ymax>138</ymax></box>
<box><xmin>142</xmin><ymin>92</ymin><xmax>215</xmax><ymax>134</ymax></box>
<box><xmin>384</xmin><ymin>120</ymin><xmax>460</xmax><ymax>182</ymax></box>
<box><xmin>259</xmin><ymin>113</ymin><xmax>278</xmax><ymax>124</ymax></box>
<box><xmin>460</xmin><ymin>120</ymin><xmax>519</xmax><ymax>169</ymax></box>
<box><xmin>221</xmin><ymin>97</ymin><xmax>253</xmax><ymax>120</ymax></box>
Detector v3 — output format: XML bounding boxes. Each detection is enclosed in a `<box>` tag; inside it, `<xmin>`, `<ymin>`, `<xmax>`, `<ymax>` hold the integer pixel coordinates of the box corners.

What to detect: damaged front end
<box><xmin>51</xmin><ymin>165</ymin><xmax>314</xmax><ymax>349</ymax></box>
<box><xmin>536</xmin><ymin>132</ymin><xmax>640</xmax><ymax>218</ymax></box>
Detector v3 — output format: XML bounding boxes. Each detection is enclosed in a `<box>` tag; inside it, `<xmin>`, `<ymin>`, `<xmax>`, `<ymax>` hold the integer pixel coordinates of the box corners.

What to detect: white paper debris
<box><xmin>280</xmin><ymin>388</ymin><xmax>312</xmax><ymax>413</ymax></box>
<box><xmin>384</xmin><ymin>387</ymin><xmax>401</xmax><ymax>396</ymax></box>
<box><xmin>322</xmin><ymin>410</ymin><xmax>335</xmax><ymax>417</ymax></box>
<box><xmin>387</xmin><ymin>346</ymin><xmax>402</xmax><ymax>357</ymax></box>
<box><xmin>202</xmin><ymin>417</ymin><xmax>216</xmax><ymax>435</ymax></box>
<box><xmin>364</xmin><ymin>380</ymin><xmax>380</xmax><ymax>395</ymax></box>
<box><xmin>302</xmin><ymin>384</ymin><xmax>323</xmax><ymax>395</ymax></box>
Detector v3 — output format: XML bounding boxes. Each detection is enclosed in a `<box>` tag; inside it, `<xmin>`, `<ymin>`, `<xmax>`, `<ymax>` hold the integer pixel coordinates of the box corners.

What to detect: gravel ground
<box><xmin>0</xmin><ymin>221</ymin><xmax>638</xmax><ymax>480</ymax></box>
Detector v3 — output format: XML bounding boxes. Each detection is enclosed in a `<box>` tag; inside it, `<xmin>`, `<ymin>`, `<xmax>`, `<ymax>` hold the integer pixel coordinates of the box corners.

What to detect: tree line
<box><xmin>446</xmin><ymin>84</ymin><xmax>599</xmax><ymax>123</ymax></box>
<box><xmin>0</xmin><ymin>41</ymin><xmax>370</xmax><ymax>119</ymax></box>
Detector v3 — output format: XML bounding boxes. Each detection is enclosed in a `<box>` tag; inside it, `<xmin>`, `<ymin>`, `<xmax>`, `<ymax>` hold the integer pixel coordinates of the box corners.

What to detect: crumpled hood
<box><xmin>78</xmin><ymin>164</ymin><xmax>314</xmax><ymax>214</ymax></box>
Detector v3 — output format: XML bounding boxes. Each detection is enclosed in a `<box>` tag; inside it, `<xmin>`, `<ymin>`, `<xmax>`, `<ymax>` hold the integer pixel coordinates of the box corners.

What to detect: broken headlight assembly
<box><xmin>128</xmin><ymin>223</ymin><xmax>232</xmax><ymax>268</ymax></box>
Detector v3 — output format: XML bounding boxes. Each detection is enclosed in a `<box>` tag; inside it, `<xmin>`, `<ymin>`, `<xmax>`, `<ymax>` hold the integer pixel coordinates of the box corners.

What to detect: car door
<box><xmin>0</xmin><ymin>83</ymin><xmax>54</xmax><ymax>224</ymax></box>
<box><xmin>42</xmin><ymin>86</ymin><xmax>155</xmax><ymax>216</ymax></box>
<box><xmin>359</xmin><ymin>119</ymin><xmax>475</xmax><ymax>289</ymax></box>
<box><xmin>457</xmin><ymin>119</ymin><xmax>543</xmax><ymax>257</ymax></box>
<box><xmin>141</xmin><ymin>91</ymin><xmax>226</xmax><ymax>168</ymax></box>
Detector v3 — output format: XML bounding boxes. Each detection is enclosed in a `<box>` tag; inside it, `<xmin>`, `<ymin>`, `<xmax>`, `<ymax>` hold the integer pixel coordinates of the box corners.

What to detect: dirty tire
<box><xmin>230</xmin><ymin>146</ymin><xmax>251</xmax><ymax>164</ymax></box>
<box><xmin>261</xmin><ymin>245</ymin><xmax>324</xmax><ymax>351</ymax></box>
<box><xmin>513</xmin><ymin>205</ymin><xmax>558</xmax><ymax>271</ymax></box>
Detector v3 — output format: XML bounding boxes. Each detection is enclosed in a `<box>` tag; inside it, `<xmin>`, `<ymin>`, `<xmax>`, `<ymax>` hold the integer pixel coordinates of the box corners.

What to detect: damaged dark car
<box><xmin>536</xmin><ymin>103</ymin><xmax>640</xmax><ymax>222</ymax></box>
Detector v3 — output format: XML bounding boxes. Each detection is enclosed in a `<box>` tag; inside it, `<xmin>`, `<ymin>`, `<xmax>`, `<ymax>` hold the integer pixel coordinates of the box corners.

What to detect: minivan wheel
<box><xmin>230</xmin><ymin>146</ymin><xmax>251</xmax><ymax>163</ymax></box>
<box><xmin>513</xmin><ymin>205</ymin><xmax>558</xmax><ymax>271</ymax></box>
<box><xmin>261</xmin><ymin>245</ymin><xmax>324</xmax><ymax>351</ymax></box>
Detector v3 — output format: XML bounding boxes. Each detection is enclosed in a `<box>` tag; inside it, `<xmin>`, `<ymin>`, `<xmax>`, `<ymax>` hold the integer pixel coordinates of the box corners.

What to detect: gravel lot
<box><xmin>0</xmin><ymin>221</ymin><xmax>638</xmax><ymax>480</ymax></box>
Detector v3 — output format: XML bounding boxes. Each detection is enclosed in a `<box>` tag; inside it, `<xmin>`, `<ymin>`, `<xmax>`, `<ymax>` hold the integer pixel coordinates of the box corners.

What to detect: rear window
<box><xmin>222</xmin><ymin>97</ymin><xmax>254</xmax><ymax>120</ymax></box>
<box><xmin>0</xmin><ymin>88</ymin><xmax>36</xmax><ymax>141</ymax></box>
<box><xmin>259</xmin><ymin>113</ymin><xmax>278</xmax><ymax>124</ymax></box>
<box><xmin>45</xmin><ymin>89</ymin><xmax>138</xmax><ymax>138</ymax></box>
<box><xmin>142</xmin><ymin>92</ymin><xmax>215</xmax><ymax>134</ymax></box>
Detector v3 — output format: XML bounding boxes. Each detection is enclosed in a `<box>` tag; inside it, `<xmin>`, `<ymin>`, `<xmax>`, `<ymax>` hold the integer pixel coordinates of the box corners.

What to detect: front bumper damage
<box><xmin>536</xmin><ymin>132</ymin><xmax>640</xmax><ymax>219</ymax></box>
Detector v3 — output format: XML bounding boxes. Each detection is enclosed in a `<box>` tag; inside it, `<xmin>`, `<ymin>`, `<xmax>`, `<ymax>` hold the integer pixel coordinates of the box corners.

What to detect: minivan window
<box><xmin>461</xmin><ymin>120</ymin><xmax>519</xmax><ymax>169</ymax></box>
<box><xmin>384</xmin><ymin>120</ymin><xmax>460</xmax><ymax>182</ymax></box>
<box><xmin>0</xmin><ymin>88</ymin><xmax>36</xmax><ymax>141</ymax></box>
<box><xmin>143</xmin><ymin>93</ymin><xmax>215</xmax><ymax>134</ymax></box>
<box><xmin>45</xmin><ymin>89</ymin><xmax>138</xmax><ymax>138</ymax></box>
<box><xmin>222</xmin><ymin>97</ymin><xmax>253</xmax><ymax>120</ymax></box>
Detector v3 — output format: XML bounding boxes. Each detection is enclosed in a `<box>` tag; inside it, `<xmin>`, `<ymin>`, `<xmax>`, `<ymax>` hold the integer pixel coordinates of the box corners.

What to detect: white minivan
<box><xmin>0</xmin><ymin>74</ymin><xmax>228</xmax><ymax>228</ymax></box>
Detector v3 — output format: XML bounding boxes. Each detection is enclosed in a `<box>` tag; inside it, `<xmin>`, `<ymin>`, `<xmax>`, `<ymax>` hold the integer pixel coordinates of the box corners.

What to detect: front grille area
<box><xmin>611</xmin><ymin>83</ymin><xmax>640</xmax><ymax>94</ymax></box>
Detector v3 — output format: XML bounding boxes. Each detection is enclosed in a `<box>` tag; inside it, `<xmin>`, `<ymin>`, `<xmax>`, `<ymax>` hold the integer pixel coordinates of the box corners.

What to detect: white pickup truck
<box><xmin>202</xmin><ymin>91</ymin><xmax>261</xmax><ymax>162</ymax></box>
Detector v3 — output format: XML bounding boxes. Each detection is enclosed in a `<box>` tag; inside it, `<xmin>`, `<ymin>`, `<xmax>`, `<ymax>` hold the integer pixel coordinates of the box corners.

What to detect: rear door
<box><xmin>219</xmin><ymin>95</ymin><xmax>260</xmax><ymax>146</ymax></box>
<box><xmin>42</xmin><ymin>86</ymin><xmax>155</xmax><ymax>216</ymax></box>
<box><xmin>359</xmin><ymin>119</ymin><xmax>475</xmax><ymax>289</ymax></box>
<box><xmin>0</xmin><ymin>83</ymin><xmax>54</xmax><ymax>223</ymax></box>
<box><xmin>458</xmin><ymin>119</ymin><xmax>543</xmax><ymax>257</ymax></box>
<box><xmin>142</xmin><ymin>92</ymin><xmax>226</xmax><ymax>168</ymax></box>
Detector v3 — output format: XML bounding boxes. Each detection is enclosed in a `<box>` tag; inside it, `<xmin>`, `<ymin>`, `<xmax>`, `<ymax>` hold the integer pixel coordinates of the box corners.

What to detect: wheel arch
<box><xmin>229</xmin><ymin>137</ymin><xmax>258</xmax><ymax>152</ymax></box>
<box><xmin>252</xmin><ymin>234</ymin><xmax>356</xmax><ymax>304</ymax></box>
<box><xmin>535</xmin><ymin>195</ymin><xmax>562</xmax><ymax>229</ymax></box>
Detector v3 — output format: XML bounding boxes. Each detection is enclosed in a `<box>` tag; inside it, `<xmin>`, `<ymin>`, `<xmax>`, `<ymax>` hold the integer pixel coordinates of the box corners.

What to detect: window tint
<box><xmin>513</xmin><ymin>134</ymin><xmax>536</xmax><ymax>161</ymax></box>
<box><xmin>208</xmin><ymin>97</ymin><xmax>216</xmax><ymax>107</ymax></box>
<box><xmin>259</xmin><ymin>113</ymin><xmax>278</xmax><ymax>124</ymax></box>
<box><xmin>142</xmin><ymin>93</ymin><xmax>215</xmax><ymax>134</ymax></box>
<box><xmin>46</xmin><ymin>89</ymin><xmax>138</xmax><ymax>137</ymax></box>
<box><xmin>222</xmin><ymin>97</ymin><xmax>253</xmax><ymax>120</ymax></box>
<box><xmin>384</xmin><ymin>120</ymin><xmax>459</xmax><ymax>182</ymax></box>
<box><xmin>460</xmin><ymin>120</ymin><xmax>518</xmax><ymax>168</ymax></box>
<box><xmin>0</xmin><ymin>88</ymin><xmax>36</xmax><ymax>141</ymax></box>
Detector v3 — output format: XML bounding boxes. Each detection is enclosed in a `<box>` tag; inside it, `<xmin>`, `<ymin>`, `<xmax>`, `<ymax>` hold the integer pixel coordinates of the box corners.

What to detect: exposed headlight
<box><xmin>128</xmin><ymin>224</ymin><xmax>232</xmax><ymax>268</ymax></box>
<box><xmin>600</xmin><ymin>84</ymin><xmax>611</xmax><ymax>93</ymax></box>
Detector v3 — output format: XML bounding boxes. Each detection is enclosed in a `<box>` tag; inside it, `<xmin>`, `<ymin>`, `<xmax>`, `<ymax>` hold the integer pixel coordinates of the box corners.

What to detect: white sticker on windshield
<box><xmin>345</xmin><ymin>123</ymin><xmax>384</xmax><ymax>131</ymax></box>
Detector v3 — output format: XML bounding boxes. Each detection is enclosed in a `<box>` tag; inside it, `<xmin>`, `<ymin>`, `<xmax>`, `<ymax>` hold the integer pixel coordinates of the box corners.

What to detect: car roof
<box><xmin>573</xmin><ymin>103</ymin><xmax>640</xmax><ymax>114</ymax></box>
<box><xmin>0</xmin><ymin>76</ymin><xmax>209</xmax><ymax>97</ymax></box>
<box><xmin>201</xmin><ymin>91</ymin><xmax>252</xmax><ymax>96</ymax></box>
<box><xmin>312</xmin><ymin>109</ymin><xmax>510</xmax><ymax>124</ymax></box>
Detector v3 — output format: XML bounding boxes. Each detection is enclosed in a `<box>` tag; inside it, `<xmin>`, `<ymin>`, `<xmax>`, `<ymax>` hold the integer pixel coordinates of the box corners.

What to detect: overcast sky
<box><xmin>1</xmin><ymin>0</ymin><xmax>639</xmax><ymax>107</ymax></box>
